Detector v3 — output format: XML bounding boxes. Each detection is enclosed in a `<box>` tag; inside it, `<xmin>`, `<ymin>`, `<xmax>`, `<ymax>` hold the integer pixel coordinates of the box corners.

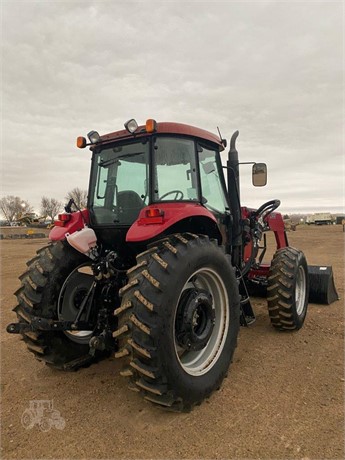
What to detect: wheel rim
<box><xmin>174</xmin><ymin>267</ymin><xmax>229</xmax><ymax>376</ymax></box>
<box><xmin>58</xmin><ymin>264</ymin><xmax>94</xmax><ymax>344</ymax></box>
<box><xmin>295</xmin><ymin>265</ymin><xmax>306</xmax><ymax>315</ymax></box>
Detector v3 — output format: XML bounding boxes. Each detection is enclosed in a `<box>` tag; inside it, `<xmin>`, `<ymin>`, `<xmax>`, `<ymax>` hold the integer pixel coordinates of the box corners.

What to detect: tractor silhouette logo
<box><xmin>21</xmin><ymin>400</ymin><xmax>65</xmax><ymax>432</ymax></box>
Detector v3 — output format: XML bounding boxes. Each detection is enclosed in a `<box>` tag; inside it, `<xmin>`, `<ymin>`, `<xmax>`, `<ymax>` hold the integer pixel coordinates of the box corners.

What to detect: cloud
<box><xmin>2</xmin><ymin>1</ymin><xmax>343</xmax><ymax>213</ymax></box>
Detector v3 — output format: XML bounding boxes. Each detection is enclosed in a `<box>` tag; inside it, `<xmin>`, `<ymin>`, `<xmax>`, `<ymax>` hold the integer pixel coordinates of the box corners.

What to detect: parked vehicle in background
<box><xmin>306</xmin><ymin>213</ymin><xmax>335</xmax><ymax>225</ymax></box>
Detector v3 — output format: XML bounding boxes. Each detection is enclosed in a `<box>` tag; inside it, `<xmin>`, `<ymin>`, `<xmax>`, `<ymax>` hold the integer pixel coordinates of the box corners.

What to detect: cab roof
<box><xmin>97</xmin><ymin>122</ymin><xmax>224</xmax><ymax>150</ymax></box>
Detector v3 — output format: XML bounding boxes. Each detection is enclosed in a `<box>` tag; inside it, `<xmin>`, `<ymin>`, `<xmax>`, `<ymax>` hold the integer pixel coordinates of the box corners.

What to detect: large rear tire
<box><xmin>115</xmin><ymin>233</ymin><xmax>240</xmax><ymax>411</ymax></box>
<box><xmin>13</xmin><ymin>241</ymin><xmax>102</xmax><ymax>370</ymax></box>
<box><xmin>267</xmin><ymin>247</ymin><xmax>309</xmax><ymax>330</ymax></box>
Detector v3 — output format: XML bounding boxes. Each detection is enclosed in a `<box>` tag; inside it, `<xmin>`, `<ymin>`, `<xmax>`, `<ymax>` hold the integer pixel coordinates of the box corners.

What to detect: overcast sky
<box><xmin>2</xmin><ymin>0</ymin><xmax>344</xmax><ymax>214</ymax></box>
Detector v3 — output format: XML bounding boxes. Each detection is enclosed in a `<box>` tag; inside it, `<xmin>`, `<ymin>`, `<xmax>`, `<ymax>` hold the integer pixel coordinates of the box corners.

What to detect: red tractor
<box><xmin>8</xmin><ymin>119</ymin><xmax>309</xmax><ymax>411</ymax></box>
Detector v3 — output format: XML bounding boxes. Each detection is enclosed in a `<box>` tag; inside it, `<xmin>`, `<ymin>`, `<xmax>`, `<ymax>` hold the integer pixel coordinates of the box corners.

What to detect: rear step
<box><xmin>308</xmin><ymin>265</ymin><xmax>339</xmax><ymax>305</ymax></box>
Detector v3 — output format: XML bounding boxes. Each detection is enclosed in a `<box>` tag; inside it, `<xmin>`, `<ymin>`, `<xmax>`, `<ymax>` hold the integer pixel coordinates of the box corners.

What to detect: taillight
<box><xmin>145</xmin><ymin>208</ymin><xmax>164</xmax><ymax>218</ymax></box>
<box><xmin>54</xmin><ymin>213</ymin><xmax>71</xmax><ymax>227</ymax></box>
<box><xmin>139</xmin><ymin>208</ymin><xmax>164</xmax><ymax>225</ymax></box>
<box><xmin>58</xmin><ymin>213</ymin><xmax>71</xmax><ymax>222</ymax></box>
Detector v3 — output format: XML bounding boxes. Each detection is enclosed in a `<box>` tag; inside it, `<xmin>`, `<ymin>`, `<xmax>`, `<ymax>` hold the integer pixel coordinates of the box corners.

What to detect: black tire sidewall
<box><xmin>290</xmin><ymin>250</ymin><xmax>309</xmax><ymax>327</ymax></box>
<box><xmin>39</xmin><ymin>243</ymin><xmax>91</xmax><ymax>354</ymax></box>
<box><xmin>19</xmin><ymin>241</ymin><xmax>94</xmax><ymax>365</ymax></box>
<box><xmin>151</xmin><ymin>241</ymin><xmax>240</xmax><ymax>405</ymax></box>
<box><xmin>268</xmin><ymin>247</ymin><xmax>309</xmax><ymax>331</ymax></box>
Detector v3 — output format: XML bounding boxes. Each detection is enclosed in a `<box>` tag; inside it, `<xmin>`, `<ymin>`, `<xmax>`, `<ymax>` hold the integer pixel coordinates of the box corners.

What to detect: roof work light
<box><xmin>87</xmin><ymin>131</ymin><xmax>101</xmax><ymax>144</ymax></box>
<box><xmin>124</xmin><ymin>119</ymin><xmax>139</xmax><ymax>134</ymax></box>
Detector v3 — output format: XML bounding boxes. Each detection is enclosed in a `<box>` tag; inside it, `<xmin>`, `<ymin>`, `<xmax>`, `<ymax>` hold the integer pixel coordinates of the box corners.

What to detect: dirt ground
<box><xmin>1</xmin><ymin>225</ymin><xmax>344</xmax><ymax>459</ymax></box>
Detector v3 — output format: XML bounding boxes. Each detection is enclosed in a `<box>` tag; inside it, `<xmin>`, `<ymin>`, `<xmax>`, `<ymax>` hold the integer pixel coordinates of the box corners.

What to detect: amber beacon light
<box><xmin>76</xmin><ymin>136</ymin><xmax>87</xmax><ymax>149</ymax></box>
<box><xmin>145</xmin><ymin>119</ymin><xmax>157</xmax><ymax>133</ymax></box>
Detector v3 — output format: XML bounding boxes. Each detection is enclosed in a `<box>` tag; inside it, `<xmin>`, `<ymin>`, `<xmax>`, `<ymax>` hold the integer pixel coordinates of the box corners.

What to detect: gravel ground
<box><xmin>1</xmin><ymin>225</ymin><xmax>344</xmax><ymax>459</ymax></box>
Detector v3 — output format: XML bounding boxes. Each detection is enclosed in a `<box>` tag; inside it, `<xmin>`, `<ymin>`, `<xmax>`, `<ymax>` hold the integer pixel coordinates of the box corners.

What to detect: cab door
<box><xmin>197</xmin><ymin>143</ymin><xmax>231</xmax><ymax>245</ymax></box>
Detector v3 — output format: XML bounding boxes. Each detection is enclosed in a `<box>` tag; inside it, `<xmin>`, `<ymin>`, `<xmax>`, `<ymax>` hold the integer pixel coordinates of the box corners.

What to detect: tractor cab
<box><xmin>87</xmin><ymin>120</ymin><xmax>229</xmax><ymax>229</ymax></box>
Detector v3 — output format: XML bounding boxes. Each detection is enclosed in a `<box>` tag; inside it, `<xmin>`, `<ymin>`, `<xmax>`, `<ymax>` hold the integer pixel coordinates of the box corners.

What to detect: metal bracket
<box><xmin>6</xmin><ymin>317</ymin><xmax>92</xmax><ymax>334</ymax></box>
<box><xmin>236</xmin><ymin>268</ymin><xmax>256</xmax><ymax>327</ymax></box>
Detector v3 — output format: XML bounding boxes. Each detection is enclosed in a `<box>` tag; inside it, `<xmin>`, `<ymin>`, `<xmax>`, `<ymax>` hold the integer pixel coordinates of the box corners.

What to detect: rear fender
<box><xmin>126</xmin><ymin>203</ymin><xmax>220</xmax><ymax>243</ymax></box>
<box><xmin>49</xmin><ymin>210</ymin><xmax>90</xmax><ymax>241</ymax></box>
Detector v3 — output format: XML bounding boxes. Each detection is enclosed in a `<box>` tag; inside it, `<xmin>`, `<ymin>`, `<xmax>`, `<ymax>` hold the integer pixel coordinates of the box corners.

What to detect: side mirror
<box><xmin>252</xmin><ymin>163</ymin><xmax>267</xmax><ymax>186</ymax></box>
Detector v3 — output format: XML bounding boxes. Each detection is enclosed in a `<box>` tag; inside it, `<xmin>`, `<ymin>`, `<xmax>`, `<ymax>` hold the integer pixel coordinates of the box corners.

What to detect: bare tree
<box><xmin>65</xmin><ymin>188</ymin><xmax>88</xmax><ymax>209</ymax></box>
<box><xmin>40</xmin><ymin>197</ymin><xmax>62</xmax><ymax>222</ymax></box>
<box><xmin>0</xmin><ymin>196</ymin><xmax>33</xmax><ymax>224</ymax></box>
<box><xmin>20</xmin><ymin>200</ymin><xmax>34</xmax><ymax>216</ymax></box>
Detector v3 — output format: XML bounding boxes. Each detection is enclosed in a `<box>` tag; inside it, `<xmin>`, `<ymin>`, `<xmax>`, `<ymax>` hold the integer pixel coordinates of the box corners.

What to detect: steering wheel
<box><xmin>241</xmin><ymin>199</ymin><xmax>280</xmax><ymax>276</ymax></box>
<box><xmin>159</xmin><ymin>190</ymin><xmax>184</xmax><ymax>201</ymax></box>
<box><xmin>254</xmin><ymin>199</ymin><xmax>281</xmax><ymax>219</ymax></box>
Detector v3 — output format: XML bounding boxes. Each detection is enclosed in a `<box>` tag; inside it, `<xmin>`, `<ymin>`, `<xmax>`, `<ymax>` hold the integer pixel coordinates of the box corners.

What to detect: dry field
<box><xmin>1</xmin><ymin>225</ymin><xmax>344</xmax><ymax>459</ymax></box>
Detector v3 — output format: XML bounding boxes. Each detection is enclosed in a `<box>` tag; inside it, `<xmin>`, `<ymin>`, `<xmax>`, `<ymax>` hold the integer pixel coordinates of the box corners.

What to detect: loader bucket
<box><xmin>308</xmin><ymin>266</ymin><xmax>339</xmax><ymax>305</ymax></box>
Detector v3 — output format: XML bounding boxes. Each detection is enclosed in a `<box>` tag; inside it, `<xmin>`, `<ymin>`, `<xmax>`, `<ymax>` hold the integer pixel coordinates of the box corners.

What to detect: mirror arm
<box><xmin>222</xmin><ymin>162</ymin><xmax>256</xmax><ymax>169</ymax></box>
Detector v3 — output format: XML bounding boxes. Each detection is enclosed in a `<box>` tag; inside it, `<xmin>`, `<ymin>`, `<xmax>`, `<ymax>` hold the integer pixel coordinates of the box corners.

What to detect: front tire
<box><xmin>115</xmin><ymin>233</ymin><xmax>240</xmax><ymax>411</ymax></box>
<box><xmin>267</xmin><ymin>247</ymin><xmax>309</xmax><ymax>330</ymax></box>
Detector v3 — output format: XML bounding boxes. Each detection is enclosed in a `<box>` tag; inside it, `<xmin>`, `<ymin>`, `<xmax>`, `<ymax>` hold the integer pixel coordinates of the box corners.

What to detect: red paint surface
<box><xmin>49</xmin><ymin>210</ymin><xmax>89</xmax><ymax>241</ymax></box>
<box><xmin>266</xmin><ymin>212</ymin><xmax>288</xmax><ymax>248</ymax></box>
<box><xmin>96</xmin><ymin>122</ymin><xmax>223</xmax><ymax>150</ymax></box>
<box><xmin>126</xmin><ymin>203</ymin><xmax>217</xmax><ymax>242</ymax></box>
<box><xmin>241</xmin><ymin>207</ymin><xmax>288</xmax><ymax>278</ymax></box>
<box><xmin>241</xmin><ymin>207</ymin><xmax>288</xmax><ymax>250</ymax></box>
<box><xmin>248</xmin><ymin>265</ymin><xmax>270</xmax><ymax>279</ymax></box>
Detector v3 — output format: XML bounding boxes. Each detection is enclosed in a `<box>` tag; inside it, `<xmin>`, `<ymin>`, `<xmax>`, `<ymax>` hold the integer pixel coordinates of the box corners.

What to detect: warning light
<box><xmin>145</xmin><ymin>119</ymin><xmax>157</xmax><ymax>133</ymax></box>
<box><xmin>77</xmin><ymin>136</ymin><xmax>87</xmax><ymax>148</ymax></box>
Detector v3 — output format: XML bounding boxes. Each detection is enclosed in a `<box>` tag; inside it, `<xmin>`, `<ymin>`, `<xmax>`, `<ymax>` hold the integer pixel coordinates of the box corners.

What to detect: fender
<box><xmin>49</xmin><ymin>210</ymin><xmax>90</xmax><ymax>241</ymax></box>
<box><xmin>126</xmin><ymin>203</ymin><xmax>218</xmax><ymax>243</ymax></box>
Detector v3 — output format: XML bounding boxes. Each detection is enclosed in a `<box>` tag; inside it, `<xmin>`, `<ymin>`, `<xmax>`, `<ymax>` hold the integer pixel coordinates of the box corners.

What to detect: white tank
<box><xmin>66</xmin><ymin>227</ymin><xmax>97</xmax><ymax>256</ymax></box>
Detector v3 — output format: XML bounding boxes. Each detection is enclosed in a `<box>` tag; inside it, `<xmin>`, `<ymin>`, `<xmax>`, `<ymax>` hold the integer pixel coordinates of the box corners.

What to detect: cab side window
<box><xmin>153</xmin><ymin>137</ymin><xmax>198</xmax><ymax>201</ymax></box>
<box><xmin>198</xmin><ymin>145</ymin><xmax>228</xmax><ymax>213</ymax></box>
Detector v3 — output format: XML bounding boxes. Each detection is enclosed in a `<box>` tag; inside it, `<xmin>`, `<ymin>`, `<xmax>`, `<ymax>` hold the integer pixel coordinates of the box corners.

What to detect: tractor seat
<box><xmin>117</xmin><ymin>191</ymin><xmax>144</xmax><ymax>223</ymax></box>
